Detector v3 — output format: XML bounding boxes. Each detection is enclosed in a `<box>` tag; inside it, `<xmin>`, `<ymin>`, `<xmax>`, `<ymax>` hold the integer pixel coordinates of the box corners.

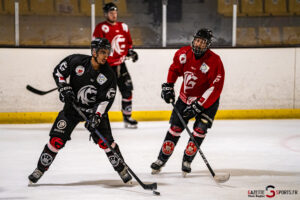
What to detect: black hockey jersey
<box><xmin>53</xmin><ymin>54</ymin><xmax>117</xmax><ymax>116</ymax></box>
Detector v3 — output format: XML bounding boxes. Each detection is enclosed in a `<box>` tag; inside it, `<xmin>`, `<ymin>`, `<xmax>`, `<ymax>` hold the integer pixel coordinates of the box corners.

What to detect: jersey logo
<box><xmin>75</xmin><ymin>65</ymin><xmax>85</xmax><ymax>76</ymax></box>
<box><xmin>101</xmin><ymin>25</ymin><xmax>109</xmax><ymax>33</ymax></box>
<box><xmin>200</xmin><ymin>62</ymin><xmax>210</xmax><ymax>74</ymax></box>
<box><xmin>97</xmin><ymin>73</ymin><xmax>107</xmax><ymax>85</ymax></box>
<box><xmin>77</xmin><ymin>85</ymin><xmax>97</xmax><ymax>105</ymax></box>
<box><xmin>111</xmin><ymin>34</ymin><xmax>126</xmax><ymax>55</ymax></box>
<box><xmin>106</xmin><ymin>88</ymin><xmax>116</xmax><ymax>99</ymax></box>
<box><xmin>183</xmin><ymin>71</ymin><xmax>198</xmax><ymax>93</ymax></box>
<box><xmin>179</xmin><ymin>54</ymin><xmax>187</xmax><ymax>64</ymax></box>
<box><xmin>59</xmin><ymin>61</ymin><xmax>67</xmax><ymax>71</ymax></box>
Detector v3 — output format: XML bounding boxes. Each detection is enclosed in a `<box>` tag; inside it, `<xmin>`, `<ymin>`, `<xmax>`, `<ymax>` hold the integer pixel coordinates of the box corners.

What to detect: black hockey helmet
<box><xmin>192</xmin><ymin>28</ymin><xmax>213</xmax><ymax>55</ymax></box>
<box><xmin>103</xmin><ymin>2</ymin><xmax>118</xmax><ymax>13</ymax></box>
<box><xmin>91</xmin><ymin>37</ymin><xmax>111</xmax><ymax>54</ymax></box>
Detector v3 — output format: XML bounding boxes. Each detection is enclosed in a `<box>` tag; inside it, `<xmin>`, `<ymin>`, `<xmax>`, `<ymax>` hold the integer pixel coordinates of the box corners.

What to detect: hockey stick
<box><xmin>26</xmin><ymin>85</ymin><xmax>57</xmax><ymax>95</ymax></box>
<box><xmin>171</xmin><ymin>101</ymin><xmax>230</xmax><ymax>183</ymax></box>
<box><xmin>72</xmin><ymin>103</ymin><xmax>160</xmax><ymax>195</ymax></box>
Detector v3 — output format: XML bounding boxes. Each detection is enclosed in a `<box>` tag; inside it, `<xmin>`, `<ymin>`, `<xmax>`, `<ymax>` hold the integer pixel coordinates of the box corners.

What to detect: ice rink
<box><xmin>0</xmin><ymin>120</ymin><xmax>299</xmax><ymax>200</ymax></box>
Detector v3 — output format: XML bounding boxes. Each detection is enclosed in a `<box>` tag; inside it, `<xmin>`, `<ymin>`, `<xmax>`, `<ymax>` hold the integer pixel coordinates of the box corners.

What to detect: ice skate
<box><xmin>123</xmin><ymin>115</ymin><xmax>138</xmax><ymax>129</ymax></box>
<box><xmin>151</xmin><ymin>159</ymin><xmax>165</xmax><ymax>174</ymax></box>
<box><xmin>118</xmin><ymin>167</ymin><xmax>132</xmax><ymax>184</ymax></box>
<box><xmin>182</xmin><ymin>161</ymin><xmax>191</xmax><ymax>177</ymax></box>
<box><xmin>28</xmin><ymin>168</ymin><xmax>44</xmax><ymax>185</ymax></box>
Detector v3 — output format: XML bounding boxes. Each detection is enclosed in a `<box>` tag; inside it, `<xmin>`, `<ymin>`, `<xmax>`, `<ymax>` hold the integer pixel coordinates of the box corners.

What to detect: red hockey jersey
<box><xmin>93</xmin><ymin>21</ymin><xmax>133</xmax><ymax>66</ymax></box>
<box><xmin>167</xmin><ymin>46</ymin><xmax>225</xmax><ymax>109</ymax></box>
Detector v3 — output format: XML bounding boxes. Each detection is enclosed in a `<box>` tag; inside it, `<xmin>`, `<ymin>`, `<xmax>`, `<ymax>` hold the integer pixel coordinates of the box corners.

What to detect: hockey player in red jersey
<box><xmin>93</xmin><ymin>2</ymin><xmax>138</xmax><ymax>128</ymax></box>
<box><xmin>151</xmin><ymin>28</ymin><xmax>225</xmax><ymax>177</ymax></box>
<box><xmin>28</xmin><ymin>38</ymin><xmax>132</xmax><ymax>185</ymax></box>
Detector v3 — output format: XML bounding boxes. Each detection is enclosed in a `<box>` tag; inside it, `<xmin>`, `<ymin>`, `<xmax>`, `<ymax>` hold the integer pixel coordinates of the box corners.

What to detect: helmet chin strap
<box><xmin>92</xmin><ymin>50</ymin><xmax>102</xmax><ymax>66</ymax></box>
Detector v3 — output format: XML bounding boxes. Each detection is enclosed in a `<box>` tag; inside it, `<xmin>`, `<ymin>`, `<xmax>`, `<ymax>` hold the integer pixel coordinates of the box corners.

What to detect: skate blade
<box><xmin>151</xmin><ymin>169</ymin><xmax>161</xmax><ymax>175</ymax></box>
<box><xmin>182</xmin><ymin>171</ymin><xmax>189</xmax><ymax>178</ymax></box>
<box><xmin>124</xmin><ymin>123</ymin><xmax>138</xmax><ymax>129</ymax></box>
<box><xmin>124</xmin><ymin>180</ymin><xmax>133</xmax><ymax>185</ymax></box>
<box><xmin>28</xmin><ymin>180</ymin><xmax>35</xmax><ymax>186</ymax></box>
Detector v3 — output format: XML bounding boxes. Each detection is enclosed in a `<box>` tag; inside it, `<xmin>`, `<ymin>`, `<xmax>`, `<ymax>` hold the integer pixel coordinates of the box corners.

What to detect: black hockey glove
<box><xmin>58</xmin><ymin>85</ymin><xmax>75</xmax><ymax>104</ymax></box>
<box><xmin>183</xmin><ymin>100</ymin><xmax>204</xmax><ymax>119</ymax></box>
<box><xmin>85</xmin><ymin>113</ymin><xmax>102</xmax><ymax>133</ymax></box>
<box><xmin>127</xmin><ymin>49</ymin><xmax>138</xmax><ymax>62</ymax></box>
<box><xmin>161</xmin><ymin>83</ymin><xmax>175</xmax><ymax>104</ymax></box>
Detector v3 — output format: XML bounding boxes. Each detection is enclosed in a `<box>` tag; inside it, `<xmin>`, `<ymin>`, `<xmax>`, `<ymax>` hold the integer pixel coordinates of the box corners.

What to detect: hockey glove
<box><xmin>127</xmin><ymin>49</ymin><xmax>138</xmax><ymax>62</ymax></box>
<box><xmin>58</xmin><ymin>85</ymin><xmax>75</xmax><ymax>104</ymax></box>
<box><xmin>85</xmin><ymin>113</ymin><xmax>102</xmax><ymax>132</ymax></box>
<box><xmin>183</xmin><ymin>100</ymin><xmax>204</xmax><ymax>119</ymax></box>
<box><xmin>161</xmin><ymin>83</ymin><xmax>175</xmax><ymax>104</ymax></box>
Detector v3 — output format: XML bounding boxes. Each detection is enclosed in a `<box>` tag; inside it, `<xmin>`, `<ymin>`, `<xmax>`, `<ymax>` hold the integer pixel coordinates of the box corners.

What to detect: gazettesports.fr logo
<box><xmin>248</xmin><ymin>185</ymin><xmax>298</xmax><ymax>198</ymax></box>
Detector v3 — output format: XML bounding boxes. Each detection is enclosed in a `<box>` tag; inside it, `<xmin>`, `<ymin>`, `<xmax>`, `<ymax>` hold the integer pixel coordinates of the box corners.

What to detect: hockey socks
<box><xmin>151</xmin><ymin>130</ymin><xmax>180</xmax><ymax>174</ymax></box>
<box><xmin>105</xmin><ymin>144</ymin><xmax>132</xmax><ymax>184</ymax></box>
<box><xmin>181</xmin><ymin>137</ymin><xmax>205</xmax><ymax>176</ymax></box>
<box><xmin>158</xmin><ymin>130</ymin><xmax>180</xmax><ymax>162</ymax></box>
<box><xmin>28</xmin><ymin>143</ymin><xmax>58</xmax><ymax>184</ymax></box>
<box><xmin>122</xmin><ymin>97</ymin><xmax>138</xmax><ymax>128</ymax></box>
<box><xmin>182</xmin><ymin>137</ymin><xmax>204</xmax><ymax>163</ymax></box>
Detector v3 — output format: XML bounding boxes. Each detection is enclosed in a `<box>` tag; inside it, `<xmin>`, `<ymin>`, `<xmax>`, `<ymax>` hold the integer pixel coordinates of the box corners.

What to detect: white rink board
<box><xmin>0</xmin><ymin>48</ymin><xmax>299</xmax><ymax>112</ymax></box>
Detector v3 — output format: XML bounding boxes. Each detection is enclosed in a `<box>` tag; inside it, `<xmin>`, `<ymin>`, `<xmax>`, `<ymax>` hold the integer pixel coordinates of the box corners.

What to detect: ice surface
<box><xmin>0</xmin><ymin>120</ymin><xmax>299</xmax><ymax>200</ymax></box>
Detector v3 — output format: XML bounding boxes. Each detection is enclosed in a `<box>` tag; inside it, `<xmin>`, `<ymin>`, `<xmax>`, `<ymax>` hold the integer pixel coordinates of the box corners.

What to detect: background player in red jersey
<box><xmin>93</xmin><ymin>2</ymin><xmax>138</xmax><ymax>128</ymax></box>
<box><xmin>151</xmin><ymin>28</ymin><xmax>225</xmax><ymax>177</ymax></box>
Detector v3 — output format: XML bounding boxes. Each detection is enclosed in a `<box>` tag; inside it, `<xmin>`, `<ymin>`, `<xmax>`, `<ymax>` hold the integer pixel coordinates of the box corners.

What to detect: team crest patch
<box><xmin>57</xmin><ymin>120</ymin><xmax>67</xmax><ymax>129</ymax></box>
<box><xmin>97</xmin><ymin>73</ymin><xmax>107</xmax><ymax>85</ymax></box>
<box><xmin>40</xmin><ymin>153</ymin><xmax>53</xmax><ymax>166</ymax></box>
<box><xmin>162</xmin><ymin>140</ymin><xmax>175</xmax><ymax>155</ymax></box>
<box><xmin>200</xmin><ymin>62</ymin><xmax>210</xmax><ymax>74</ymax></box>
<box><xmin>185</xmin><ymin>141</ymin><xmax>197</xmax><ymax>156</ymax></box>
<box><xmin>102</xmin><ymin>24</ymin><xmax>109</xmax><ymax>33</ymax></box>
<box><xmin>75</xmin><ymin>65</ymin><xmax>84</xmax><ymax>76</ymax></box>
<box><xmin>179</xmin><ymin>54</ymin><xmax>187</xmax><ymax>64</ymax></box>
<box><xmin>108</xmin><ymin>155</ymin><xmax>119</xmax><ymax>167</ymax></box>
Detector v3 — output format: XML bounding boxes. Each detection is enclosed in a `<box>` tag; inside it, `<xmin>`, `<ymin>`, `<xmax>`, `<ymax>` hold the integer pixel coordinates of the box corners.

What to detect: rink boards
<box><xmin>0</xmin><ymin>47</ymin><xmax>300</xmax><ymax>123</ymax></box>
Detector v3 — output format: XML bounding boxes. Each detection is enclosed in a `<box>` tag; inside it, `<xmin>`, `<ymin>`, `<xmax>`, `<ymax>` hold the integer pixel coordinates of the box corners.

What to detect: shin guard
<box><xmin>158</xmin><ymin>127</ymin><xmax>182</xmax><ymax>162</ymax></box>
<box><xmin>37</xmin><ymin>143</ymin><xmax>58</xmax><ymax>172</ymax></box>
<box><xmin>105</xmin><ymin>143</ymin><xmax>125</xmax><ymax>172</ymax></box>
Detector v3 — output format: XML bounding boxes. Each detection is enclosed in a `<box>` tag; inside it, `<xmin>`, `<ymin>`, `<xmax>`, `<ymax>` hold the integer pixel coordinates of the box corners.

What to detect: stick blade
<box><xmin>26</xmin><ymin>85</ymin><xmax>46</xmax><ymax>95</ymax></box>
<box><xmin>214</xmin><ymin>173</ymin><xmax>230</xmax><ymax>183</ymax></box>
<box><xmin>143</xmin><ymin>182</ymin><xmax>157</xmax><ymax>190</ymax></box>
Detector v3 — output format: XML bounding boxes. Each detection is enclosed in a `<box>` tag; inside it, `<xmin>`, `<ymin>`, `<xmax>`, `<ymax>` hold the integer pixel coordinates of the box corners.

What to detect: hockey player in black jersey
<box><xmin>28</xmin><ymin>38</ymin><xmax>132</xmax><ymax>185</ymax></box>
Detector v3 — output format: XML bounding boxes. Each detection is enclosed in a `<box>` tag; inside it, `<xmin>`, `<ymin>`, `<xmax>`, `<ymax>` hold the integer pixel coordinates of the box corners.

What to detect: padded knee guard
<box><xmin>49</xmin><ymin>136</ymin><xmax>66</xmax><ymax>151</ymax></box>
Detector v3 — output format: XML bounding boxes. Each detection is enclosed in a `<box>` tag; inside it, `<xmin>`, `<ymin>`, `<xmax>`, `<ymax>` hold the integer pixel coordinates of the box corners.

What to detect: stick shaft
<box><xmin>171</xmin><ymin>102</ymin><xmax>216</xmax><ymax>177</ymax></box>
<box><xmin>72</xmin><ymin>103</ymin><xmax>157</xmax><ymax>191</ymax></box>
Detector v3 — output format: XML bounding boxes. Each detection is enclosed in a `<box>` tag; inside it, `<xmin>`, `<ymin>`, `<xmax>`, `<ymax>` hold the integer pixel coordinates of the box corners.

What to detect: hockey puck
<box><xmin>153</xmin><ymin>191</ymin><xmax>160</xmax><ymax>196</ymax></box>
